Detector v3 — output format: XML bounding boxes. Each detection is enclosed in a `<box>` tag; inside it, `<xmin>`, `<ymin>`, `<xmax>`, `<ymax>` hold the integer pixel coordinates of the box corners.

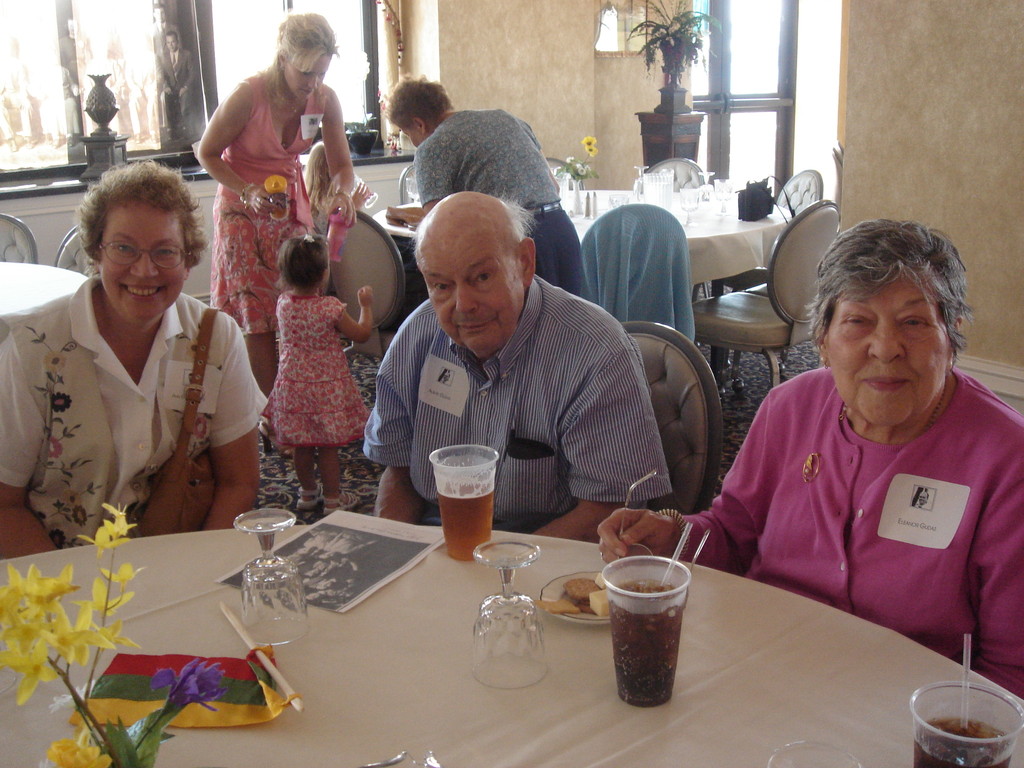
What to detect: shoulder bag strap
<box><xmin>170</xmin><ymin>307</ymin><xmax>218</xmax><ymax>459</ymax></box>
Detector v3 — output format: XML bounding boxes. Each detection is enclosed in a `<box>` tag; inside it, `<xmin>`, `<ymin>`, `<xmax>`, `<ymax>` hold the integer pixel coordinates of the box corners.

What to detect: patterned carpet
<box><xmin>256</xmin><ymin>342</ymin><xmax>822</xmax><ymax>523</ymax></box>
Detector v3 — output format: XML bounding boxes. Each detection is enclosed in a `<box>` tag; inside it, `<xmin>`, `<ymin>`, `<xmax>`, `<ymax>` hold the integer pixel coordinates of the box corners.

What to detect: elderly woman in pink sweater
<box><xmin>599</xmin><ymin>219</ymin><xmax>1024</xmax><ymax>697</ymax></box>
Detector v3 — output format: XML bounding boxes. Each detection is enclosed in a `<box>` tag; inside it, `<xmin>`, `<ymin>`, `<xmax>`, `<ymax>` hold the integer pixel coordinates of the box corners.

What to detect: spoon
<box><xmin>358</xmin><ymin>751</ymin><xmax>409</xmax><ymax>768</ymax></box>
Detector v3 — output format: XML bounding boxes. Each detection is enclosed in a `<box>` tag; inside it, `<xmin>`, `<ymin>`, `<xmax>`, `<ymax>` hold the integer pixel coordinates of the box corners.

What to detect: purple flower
<box><xmin>151</xmin><ymin>658</ymin><xmax>227</xmax><ymax>711</ymax></box>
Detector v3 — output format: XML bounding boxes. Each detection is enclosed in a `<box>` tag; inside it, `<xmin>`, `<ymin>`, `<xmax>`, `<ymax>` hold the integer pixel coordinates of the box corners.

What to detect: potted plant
<box><xmin>345</xmin><ymin>114</ymin><xmax>379</xmax><ymax>155</ymax></box>
<box><xmin>629</xmin><ymin>1</ymin><xmax>716</xmax><ymax>114</ymax></box>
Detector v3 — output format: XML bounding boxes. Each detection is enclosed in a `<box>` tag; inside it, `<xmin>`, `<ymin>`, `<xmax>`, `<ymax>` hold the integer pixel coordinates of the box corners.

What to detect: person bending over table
<box><xmin>0</xmin><ymin>161</ymin><xmax>265</xmax><ymax>557</ymax></box>
<box><xmin>363</xmin><ymin>192</ymin><xmax>670</xmax><ymax>542</ymax></box>
<box><xmin>598</xmin><ymin>219</ymin><xmax>1024</xmax><ymax>696</ymax></box>
<box><xmin>197</xmin><ymin>12</ymin><xmax>357</xmax><ymax>398</ymax></box>
<box><xmin>385</xmin><ymin>76</ymin><xmax>583</xmax><ymax>296</ymax></box>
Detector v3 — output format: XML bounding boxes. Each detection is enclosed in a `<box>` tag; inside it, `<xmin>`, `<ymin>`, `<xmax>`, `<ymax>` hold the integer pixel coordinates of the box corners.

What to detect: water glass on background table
<box><xmin>680</xmin><ymin>188</ymin><xmax>700</xmax><ymax>225</ymax></box>
<box><xmin>602</xmin><ymin>555</ymin><xmax>691</xmax><ymax>707</ymax></box>
<box><xmin>911</xmin><ymin>681</ymin><xmax>1024</xmax><ymax>768</ymax></box>
<box><xmin>714</xmin><ymin>178</ymin><xmax>733</xmax><ymax>215</ymax></box>
<box><xmin>429</xmin><ymin>444</ymin><xmax>499</xmax><ymax>560</ymax></box>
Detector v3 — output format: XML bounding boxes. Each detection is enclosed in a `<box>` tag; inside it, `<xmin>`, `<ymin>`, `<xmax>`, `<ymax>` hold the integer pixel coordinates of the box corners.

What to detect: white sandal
<box><xmin>296</xmin><ymin>485</ymin><xmax>323</xmax><ymax>511</ymax></box>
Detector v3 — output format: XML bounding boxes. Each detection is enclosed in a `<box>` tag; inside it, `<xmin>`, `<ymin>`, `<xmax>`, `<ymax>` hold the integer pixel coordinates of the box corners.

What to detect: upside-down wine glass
<box><xmin>698</xmin><ymin>170</ymin><xmax>715</xmax><ymax>203</ymax></box>
<box><xmin>472</xmin><ymin>540</ymin><xmax>546</xmax><ymax>688</ymax></box>
<box><xmin>714</xmin><ymin>178</ymin><xmax>733</xmax><ymax>215</ymax></box>
<box><xmin>233</xmin><ymin>508</ymin><xmax>308</xmax><ymax>645</ymax></box>
<box><xmin>353</xmin><ymin>174</ymin><xmax>379</xmax><ymax>210</ymax></box>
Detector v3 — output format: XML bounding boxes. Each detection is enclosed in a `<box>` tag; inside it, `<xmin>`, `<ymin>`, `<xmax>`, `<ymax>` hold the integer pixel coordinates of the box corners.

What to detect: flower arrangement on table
<box><xmin>0</xmin><ymin>504</ymin><xmax>226</xmax><ymax>768</ymax></box>
<box><xmin>555</xmin><ymin>136</ymin><xmax>600</xmax><ymax>186</ymax></box>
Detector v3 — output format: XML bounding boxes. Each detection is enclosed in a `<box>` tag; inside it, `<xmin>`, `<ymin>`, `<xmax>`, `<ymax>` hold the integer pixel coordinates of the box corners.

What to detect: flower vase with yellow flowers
<box><xmin>0</xmin><ymin>505</ymin><xmax>226</xmax><ymax>768</ymax></box>
<box><xmin>556</xmin><ymin>136</ymin><xmax>599</xmax><ymax>215</ymax></box>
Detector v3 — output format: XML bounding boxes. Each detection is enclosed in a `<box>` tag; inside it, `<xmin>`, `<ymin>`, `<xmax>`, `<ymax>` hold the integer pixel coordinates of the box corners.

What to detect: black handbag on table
<box><xmin>737</xmin><ymin>178</ymin><xmax>775</xmax><ymax>221</ymax></box>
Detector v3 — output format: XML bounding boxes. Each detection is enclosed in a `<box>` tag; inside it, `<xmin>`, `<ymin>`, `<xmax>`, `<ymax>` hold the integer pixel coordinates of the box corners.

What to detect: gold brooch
<box><xmin>802</xmin><ymin>453</ymin><xmax>820</xmax><ymax>483</ymax></box>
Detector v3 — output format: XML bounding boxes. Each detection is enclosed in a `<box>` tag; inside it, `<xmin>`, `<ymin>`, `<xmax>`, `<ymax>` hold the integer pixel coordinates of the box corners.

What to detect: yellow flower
<box><xmin>0</xmin><ymin>637</ymin><xmax>60</xmax><ymax>705</ymax></box>
<box><xmin>77</xmin><ymin>504</ymin><xmax>135</xmax><ymax>554</ymax></box>
<box><xmin>3</xmin><ymin>563</ymin><xmax>78</xmax><ymax>620</ymax></box>
<box><xmin>47</xmin><ymin>737</ymin><xmax>113</xmax><ymax>768</ymax></box>
<box><xmin>95</xmin><ymin>619</ymin><xmax>139</xmax><ymax>651</ymax></box>
<box><xmin>582</xmin><ymin>135</ymin><xmax>598</xmax><ymax>157</ymax></box>
<box><xmin>42</xmin><ymin>604</ymin><xmax>108</xmax><ymax>667</ymax></box>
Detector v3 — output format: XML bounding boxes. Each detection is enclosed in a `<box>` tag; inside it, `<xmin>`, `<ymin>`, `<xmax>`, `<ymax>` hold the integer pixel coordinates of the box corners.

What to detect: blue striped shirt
<box><xmin>363</xmin><ymin>278</ymin><xmax>671</xmax><ymax>528</ymax></box>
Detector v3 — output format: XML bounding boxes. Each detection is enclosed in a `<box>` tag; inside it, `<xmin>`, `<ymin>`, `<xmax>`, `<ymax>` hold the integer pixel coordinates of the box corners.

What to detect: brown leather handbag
<box><xmin>138</xmin><ymin>308</ymin><xmax>218</xmax><ymax>537</ymax></box>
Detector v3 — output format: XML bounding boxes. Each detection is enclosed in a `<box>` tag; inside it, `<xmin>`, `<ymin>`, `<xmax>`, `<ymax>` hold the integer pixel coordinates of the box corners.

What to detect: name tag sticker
<box><xmin>418</xmin><ymin>354</ymin><xmax>468</xmax><ymax>417</ymax></box>
<box><xmin>162</xmin><ymin>361</ymin><xmax>222</xmax><ymax>413</ymax></box>
<box><xmin>877</xmin><ymin>473</ymin><xmax>969</xmax><ymax>549</ymax></box>
<box><xmin>301</xmin><ymin>113</ymin><xmax>324</xmax><ymax>140</ymax></box>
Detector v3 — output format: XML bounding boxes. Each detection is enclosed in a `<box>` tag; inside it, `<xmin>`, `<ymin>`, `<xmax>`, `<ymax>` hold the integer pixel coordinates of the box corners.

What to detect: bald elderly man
<box><xmin>363</xmin><ymin>192</ymin><xmax>670</xmax><ymax>541</ymax></box>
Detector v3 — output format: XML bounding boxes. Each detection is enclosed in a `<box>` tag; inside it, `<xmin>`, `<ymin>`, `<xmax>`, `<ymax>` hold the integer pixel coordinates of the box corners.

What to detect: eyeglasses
<box><xmin>100</xmin><ymin>242</ymin><xmax>186</xmax><ymax>269</ymax></box>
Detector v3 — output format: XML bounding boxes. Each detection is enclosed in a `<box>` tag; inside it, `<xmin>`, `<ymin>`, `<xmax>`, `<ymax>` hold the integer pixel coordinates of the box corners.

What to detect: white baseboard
<box><xmin>958</xmin><ymin>355</ymin><xmax>1024</xmax><ymax>415</ymax></box>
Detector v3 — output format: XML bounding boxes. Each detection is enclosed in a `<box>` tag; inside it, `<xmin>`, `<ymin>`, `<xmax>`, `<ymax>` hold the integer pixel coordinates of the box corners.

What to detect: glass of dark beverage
<box><xmin>911</xmin><ymin>681</ymin><xmax>1024</xmax><ymax>768</ymax></box>
<box><xmin>601</xmin><ymin>555</ymin><xmax>691</xmax><ymax>707</ymax></box>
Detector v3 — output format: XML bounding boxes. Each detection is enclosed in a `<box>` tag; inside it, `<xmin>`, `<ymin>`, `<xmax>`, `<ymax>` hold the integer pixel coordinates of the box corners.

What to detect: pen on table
<box><xmin>219</xmin><ymin>601</ymin><xmax>304</xmax><ymax>712</ymax></box>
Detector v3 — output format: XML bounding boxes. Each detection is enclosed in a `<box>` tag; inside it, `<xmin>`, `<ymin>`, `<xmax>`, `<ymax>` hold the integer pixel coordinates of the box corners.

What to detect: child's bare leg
<box><xmin>293</xmin><ymin>446</ymin><xmax>318</xmax><ymax>493</ymax></box>
<box><xmin>318</xmin><ymin>447</ymin><xmax>341</xmax><ymax>501</ymax></box>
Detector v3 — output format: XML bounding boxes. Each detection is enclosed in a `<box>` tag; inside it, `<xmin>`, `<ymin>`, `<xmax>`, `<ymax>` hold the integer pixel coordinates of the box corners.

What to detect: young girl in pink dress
<box><xmin>263</xmin><ymin>234</ymin><xmax>374</xmax><ymax>512</ymax></box>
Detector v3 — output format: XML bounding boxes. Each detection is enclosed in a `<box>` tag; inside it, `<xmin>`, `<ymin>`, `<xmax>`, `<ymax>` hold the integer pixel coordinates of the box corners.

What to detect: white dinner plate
<box><xmin>538</xmin><ymin>571</ymin><xmax>610</xmax><ymax>625</ymax></box>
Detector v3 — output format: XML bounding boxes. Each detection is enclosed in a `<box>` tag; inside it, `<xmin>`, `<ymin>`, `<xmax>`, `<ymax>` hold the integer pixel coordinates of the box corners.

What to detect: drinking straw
<box><xmin>960</xmin><ymin>632</ymin><xmax>972</xmax><ymax>729</ymax></box>
<box><xmin>660</xmin><ymin>521</ymin><xmax>693</xmax><ymax>586</ymax></box>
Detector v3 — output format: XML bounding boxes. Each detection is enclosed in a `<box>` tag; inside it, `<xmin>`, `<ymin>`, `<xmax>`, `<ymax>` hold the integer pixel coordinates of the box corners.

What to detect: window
<box><xmin>0</xmin><ymin>0</ymin><xmax>379</xmax><ymax>177</ymax></box>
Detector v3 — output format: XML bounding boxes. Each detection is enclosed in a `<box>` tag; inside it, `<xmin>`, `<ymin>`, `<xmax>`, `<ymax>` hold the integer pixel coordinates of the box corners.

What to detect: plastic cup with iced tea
<box><xmin>911</xmin><ymin>681</ymin><xmax>1024</xmax><ymax>768</ymax></box>
<box><xmin>428</xmin><ymin>444</ymin><xmax>499</xmax><ymax>561</ymax></box>
<box><xmin>601</xmin><ymin>555</ymin><xmax>691</xmax><ymax>707</ymax></box>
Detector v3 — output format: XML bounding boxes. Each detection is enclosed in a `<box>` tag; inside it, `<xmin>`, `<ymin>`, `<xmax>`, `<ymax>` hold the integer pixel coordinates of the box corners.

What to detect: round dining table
<box><xmin>0</xmin><ymin>261</ymin><xmax>87</xmax><ymax>343</ymax></box>
<box><xmin>5</xmin><ymin>513</ymin><xmax>1015</xmax><ymax>768</ymax></box>
<box><xmin>373</xmin><ymin>192</ymin><xmax>788</xmax><ymax>286</ymax></box>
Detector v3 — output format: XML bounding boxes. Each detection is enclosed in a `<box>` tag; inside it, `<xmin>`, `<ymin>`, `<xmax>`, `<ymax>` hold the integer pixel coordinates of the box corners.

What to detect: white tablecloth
<box><xmin>571</xmin><ymin>190</ymin><xmax>787</xmax><ymax>285</ymax></box>
<box><xmin>4</xmin><ymin>517</ymin><xmax>1015</xmax><ymax>768</ymax></box>
<box><xmin>0</xmin><ymin>262</ymin><xmax>86</xmax><ymax>342</ymax></box>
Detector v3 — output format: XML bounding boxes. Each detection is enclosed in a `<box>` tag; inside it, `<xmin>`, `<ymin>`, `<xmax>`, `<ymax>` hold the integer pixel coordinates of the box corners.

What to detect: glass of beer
<box><xmin>428</xmin><ymin>444</ymin><xmax>499</xmax><ymax>561</ymax></box>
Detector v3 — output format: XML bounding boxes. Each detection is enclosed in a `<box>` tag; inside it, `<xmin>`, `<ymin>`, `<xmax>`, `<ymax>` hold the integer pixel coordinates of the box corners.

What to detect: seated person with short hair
<box><xmin>364</xmin><ymin>192</ymin><xmax>670</xmax><ymax>541</ymax></box>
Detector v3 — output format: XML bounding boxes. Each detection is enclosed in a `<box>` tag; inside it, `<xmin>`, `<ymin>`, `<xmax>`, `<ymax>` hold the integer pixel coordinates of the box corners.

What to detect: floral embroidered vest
<box><xmin>13</xmin><ymin>298</ymin><xmax>218</xmax><ymax>548</ymax></box>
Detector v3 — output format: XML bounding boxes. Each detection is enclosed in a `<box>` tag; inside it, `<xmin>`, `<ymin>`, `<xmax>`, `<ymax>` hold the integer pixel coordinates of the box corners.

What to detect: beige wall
<box><xmin>842</xmin><ymin>0</ymin><xmax>1024</xmax><ymax>367</ymax></box>
<box><xmin>399</xmin><ymin>0</ymin><xmax>666</xmax><ymax>190</ymax></box>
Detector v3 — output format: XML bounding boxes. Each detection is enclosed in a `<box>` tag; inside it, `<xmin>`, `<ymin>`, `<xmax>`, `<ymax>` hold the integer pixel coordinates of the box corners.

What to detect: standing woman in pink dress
<box><xmin>197</xmin><ymin>13</ymin><xmax>357</xmax><ymax>399</ymax></box>
<box><xmin>263</xmin><ymin>234</ymin><xmax>374</xmax><ymax>513</ymax></box>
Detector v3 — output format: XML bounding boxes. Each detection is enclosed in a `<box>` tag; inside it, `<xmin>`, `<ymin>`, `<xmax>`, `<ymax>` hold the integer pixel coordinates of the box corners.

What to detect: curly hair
<box><xmin>76</xmin><ymin>160</ymin><xmax>207</xmax><ymax>269</ymax></box>
<box><xmin>265</xmin><ymin>13</ymin><xmax>338</xmax><ymax>103</ymax></box>
<box><xmin>277</xmin><ymin>233</ymin><xmax>329</xmax><ymax>292</ymax></box>
<box><xmin>386</xmin><ymin>76</ymin><xmax>454</xmax><ymax>131</ymax></box>
<box><xmin>810</xmin><ymin>219</ymin><xmax>972</xmax><ymax>358</ymax></box>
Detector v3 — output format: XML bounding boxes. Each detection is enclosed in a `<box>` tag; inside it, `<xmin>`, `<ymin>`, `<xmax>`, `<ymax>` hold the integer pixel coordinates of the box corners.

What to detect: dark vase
<box><xmin>84</xmin><ymin>74</ymin><xmax>118</xmax><ymax>136</ymax></box>
<box><xmin>347</xmin><ymin>129</ymin><xmax>379</xmax><ymax>155</ymax></box>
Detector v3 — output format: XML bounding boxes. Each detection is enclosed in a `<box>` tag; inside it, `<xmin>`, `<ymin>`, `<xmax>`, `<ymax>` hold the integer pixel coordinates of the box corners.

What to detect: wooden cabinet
<box><xmin>637</xmin><ymin>111</ymin><xmax>706</xmax><ymax>166</ymax></box>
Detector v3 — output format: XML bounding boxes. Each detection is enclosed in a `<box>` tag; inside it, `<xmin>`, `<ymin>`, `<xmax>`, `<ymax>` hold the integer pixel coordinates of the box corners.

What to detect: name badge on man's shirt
<box><xmin>876</xmin><ymin>473</ymin><xmax>969</xmax><ymax>549</ymax></box>
<box><xmin>162</xmin><ymin>361</ymin><xmax>222</xmax><ymax>412</ymax></box>
<box><xmin>419</xmin><ymin>354</ymin><xmax>469</xmax><ymax>417</ymax></box>
<box><xmin>301</xmin><ymin>113</ymin><xmax>324</xmax><ymax>140</ymax></box>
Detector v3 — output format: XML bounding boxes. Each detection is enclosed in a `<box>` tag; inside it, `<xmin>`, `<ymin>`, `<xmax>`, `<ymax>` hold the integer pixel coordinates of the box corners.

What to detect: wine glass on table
<box><xmin>680</xmin><ymin>188</ymin><xmax>700</xmax><ymax>226</ymax></box>
<box><xmin>472</xmin><ymin>540</ymin><xmax>546</xmax><ymax>688</ymax></box>
<box><xmin>698</xmin><ymin>170</ymin><xmax>715</xmax><ymax>203</ymax></box>
<box><xmin>404</xmin><ymin>174</ymin><xmax>420</xmax><ymax>205</ymax></box>
<box><xmin>714</xmin><ymin>178</ymin><xmax>733</xmax><ymax>215</ymax></box>
<box><xmin>233</xmin><ymin>508</ymin><xmax>308</xmax><ymax>645</ymax></box>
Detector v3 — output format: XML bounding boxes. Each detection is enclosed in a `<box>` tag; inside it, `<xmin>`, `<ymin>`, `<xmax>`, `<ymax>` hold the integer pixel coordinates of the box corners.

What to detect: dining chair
<box><xmin>397</xmin><ymin>163</ymin><xmax>417</xmax><ymax>204</ymax></box>
<box><xmin>623</xmin><ymin>321</ymin><xmax>722</xmax><ymax>516</ymax></box>
<box><xmin>328</xmin><ymin>211</ymin><xmax>406</xmax><ymax>357</ymax></box>
<box><xmin>776</xmin><ymin>168</ymin><xmax>824</xmax><ymax>217</ymax></box>
<box><xmin>55</xmin><ymin>226</ymin><xmax>93</xmax><ymax>274</ymax></box>
<box><xmin>647</xmin><ymin>157</ymin><xmax>703</xmax><ymax>191</ymax></box>
<box><xmin>692</xmin><ymin>200</ymin><xmax>840</xmax><ymax>393</ymax></box>
<box><xmin>581</xmin><ymin>203</ymin><xmax>694</xmax><ymax>339</ymax></box>
<box><xmin>0</xmin><ymin>213</ymin><xmax>39</xmax><ymax>264</ymax></box>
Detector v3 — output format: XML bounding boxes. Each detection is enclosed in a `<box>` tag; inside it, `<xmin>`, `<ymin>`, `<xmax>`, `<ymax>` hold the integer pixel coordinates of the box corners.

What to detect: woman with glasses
<box><xmin>0</xmin><ymin>161</ymin><xmax>265</xmax><ymax>556</ymax></box>
<box><xmin>197</xmin><ymin>12</ymin><xmax>358</xmax><ymax>400</ymax></box>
